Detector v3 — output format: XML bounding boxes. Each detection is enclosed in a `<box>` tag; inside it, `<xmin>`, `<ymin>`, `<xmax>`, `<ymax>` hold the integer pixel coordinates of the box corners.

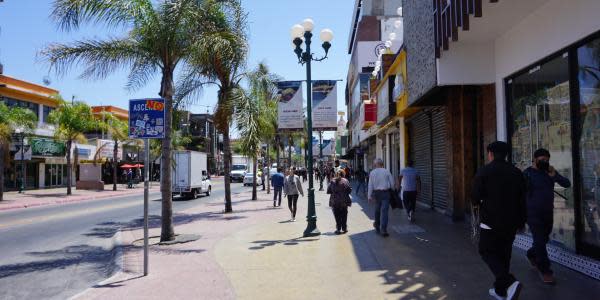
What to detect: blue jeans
<box><xmin>273</xmin><ymin>186</ymin><xmax>282</xmax><ymax>206</ymax></box>
<box><xmin>373</xmin><ymin>190</ymin><xmax>390</xmax><ymax>233</ymax></box>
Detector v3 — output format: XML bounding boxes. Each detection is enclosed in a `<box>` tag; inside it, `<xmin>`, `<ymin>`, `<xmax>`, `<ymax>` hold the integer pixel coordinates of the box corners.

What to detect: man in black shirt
<box><xmin>472</xmin><ymin>141</ymin><xmax>526</xmax><ymax>300</ymax></box>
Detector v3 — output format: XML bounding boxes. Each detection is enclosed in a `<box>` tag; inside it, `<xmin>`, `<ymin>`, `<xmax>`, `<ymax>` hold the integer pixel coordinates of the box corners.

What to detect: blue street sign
<box><xmin>129</xmin><ymin>98</ymin><xmax>166</xmax><ymax>139</ymax></box>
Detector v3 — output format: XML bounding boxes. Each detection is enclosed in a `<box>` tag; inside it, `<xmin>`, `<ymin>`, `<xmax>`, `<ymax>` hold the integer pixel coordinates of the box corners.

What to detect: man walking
<box><xmin>472</xmin><ymin>141</ymin><xmax>526</xmax><ymax>300</ymax></box>
<box><xmin>524</xmin><ymin>148</ymin><xmax>571</xmax><ymax>285</ymax></box>
<box><xmin>368</xmin><ymin>158</ymin><xmax>395</xmax><ymax>237</ymax></box>
<box><xmin>271</xmin><ymin>167</ymin><xmax>285</xmax><ymax>207</ymax></box>
<box><xmin>398</xmin><ymin>160</ymin><xmax>421</xmax><ymax>222</ymax></box>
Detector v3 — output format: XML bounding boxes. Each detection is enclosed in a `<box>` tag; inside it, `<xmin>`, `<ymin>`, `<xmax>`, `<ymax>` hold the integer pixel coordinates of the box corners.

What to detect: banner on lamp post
<box><xmin>312</xmin><ymin>80</ymin><xmax>338</xmax><ymax>131</ymax></box>
<box><xmin>276</xmin><ymin>81</ymin><xmax>304</xmax><ymax>131</ymax></box>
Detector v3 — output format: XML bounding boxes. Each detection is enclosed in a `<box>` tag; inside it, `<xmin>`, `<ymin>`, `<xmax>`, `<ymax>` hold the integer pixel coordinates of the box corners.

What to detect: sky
<box><xmin>0</xmin><ymin>0</ymin><xmax>354</xmax><ymax>139</ymax></box>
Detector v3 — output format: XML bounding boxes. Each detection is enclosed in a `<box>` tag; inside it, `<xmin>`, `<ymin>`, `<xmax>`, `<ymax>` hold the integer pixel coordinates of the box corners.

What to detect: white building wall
<box><xmin>494</xmin><ymin>0</ymin><xmax>600</xmax><ymax>140</ymax></box>
<box><xmin>38</xmin><ymin>163</ymin><xmax>45</xmax><ymax>188</ymax></box>
<box><xmin>437</xmin><ymin>41</ymin><xmax>496</xmax><ymax>85</ymax></box>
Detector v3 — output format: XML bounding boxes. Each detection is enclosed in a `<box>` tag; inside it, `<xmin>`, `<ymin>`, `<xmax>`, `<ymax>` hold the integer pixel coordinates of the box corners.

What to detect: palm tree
<box><xmin>48</xmin><ymin>100</ymin><xmax>96</xmax><ymax>195</ymax></box>
<box><xmin>176</xmin><ymin>0</ymin><xmax>248</xmax><ymax>212</ymax></box>
<box><xmin>98</xmin><ymin>113</ymin><xmax>130</xmax><ymax>191</ymax></box>
<box><xmin>0</xmin><ymin>104</ymin><xmax>37</xmax><ymax>200</ymax></box>
<box><xmin>234</xmin><ymin>63</ymin><xmax>278</xmax><ymax>200</ymax></box>
<box><xmin>42</xmin><ymin>0</ymin><xmax>236</xmax><ymax>241</ymax></box>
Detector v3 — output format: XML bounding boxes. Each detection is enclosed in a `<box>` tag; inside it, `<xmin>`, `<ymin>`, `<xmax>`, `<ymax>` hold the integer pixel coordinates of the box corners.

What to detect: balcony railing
<box><xmin>433</xmin><ymin>0</ymin><xmax>498</xmax><ymax>58</ymax></box>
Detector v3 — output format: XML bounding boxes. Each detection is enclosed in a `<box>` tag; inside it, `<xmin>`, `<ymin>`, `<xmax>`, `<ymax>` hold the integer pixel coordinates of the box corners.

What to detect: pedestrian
<box><xmin>356</xmin><ymin>168</ymin><xmax>366</xmax><ymax>194</ymax></box>
<box><xmin>271</xmin><ymin>167</ymin><xmax>285</xmax><ymax>207</ymax></box>
<box><xmin>127</xmin><ymin>169</ymin><xmax>133</xmax><ymax>188</ymax></box>
<box><xmin>283</xmin><ymin>167</ymin><xmax>304</xmax><ymax>221</ymax></box>
<box><xmin>368</xmin><ymin>158</ymin><xmax>395</xmax><ymax>237</ymax></box>
<box><xmin>263</xmin><ymin>165</ymin><xmax>269</xmax><ymax>191</ymax></box>
<box><xmin>472</xmin><ymin>141</ymin><xmax>526</xmax><ymax>300</ymax></box>
<box><xmin>523</xmin><ymin>148</ymin><xmax>571</xmax><ymax>285</ymax></box>
<box><xmin>327</xmin><ymin>169</ymin><xmax>352</xmax><ymax>234</ymax></box>
<box><xmin>398</xmin><ymin>160</ymin><xmax>421</xmax><ymax>222</ymax></box>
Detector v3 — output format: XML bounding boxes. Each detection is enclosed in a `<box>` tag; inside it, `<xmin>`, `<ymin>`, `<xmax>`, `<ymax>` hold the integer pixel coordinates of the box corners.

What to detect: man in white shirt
<box><xmin>368</xmin><ymin>158</ymin><xmax>395</xmax><ymax>237</ymax></box>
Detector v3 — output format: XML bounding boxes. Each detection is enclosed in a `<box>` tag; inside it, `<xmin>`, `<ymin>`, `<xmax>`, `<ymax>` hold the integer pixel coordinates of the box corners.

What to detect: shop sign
<box><xmin>31</xmin><ymin>138</ymin><xmax>66</xmax><ymax>157</ymax></box>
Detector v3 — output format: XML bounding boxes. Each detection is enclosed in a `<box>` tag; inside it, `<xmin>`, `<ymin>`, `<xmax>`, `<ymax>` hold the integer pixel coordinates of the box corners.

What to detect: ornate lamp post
<box><xmin>290</xmin><ymin>18</ymin><xmax>334</xmax><ymax>237</ymax></box>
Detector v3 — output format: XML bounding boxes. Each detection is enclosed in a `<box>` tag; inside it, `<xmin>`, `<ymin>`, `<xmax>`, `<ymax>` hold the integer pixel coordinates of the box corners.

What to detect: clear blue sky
<box><xmin>0</xmin><ymin>0</ymin><xmax>353</xmax><ymax>135</ymax></box>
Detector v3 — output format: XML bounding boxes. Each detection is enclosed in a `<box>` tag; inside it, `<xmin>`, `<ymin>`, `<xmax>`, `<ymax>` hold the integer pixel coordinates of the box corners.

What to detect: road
<box><xmin>0</xmin><ymin>179</ymin><xmax>249</xmax><ymax>300</ymax></box>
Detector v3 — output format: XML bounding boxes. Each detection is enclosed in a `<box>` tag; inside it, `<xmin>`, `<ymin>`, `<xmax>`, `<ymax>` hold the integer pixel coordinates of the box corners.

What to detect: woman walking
<box><xmin>283</xmin><ymin>168</ymin><xmax>304</xmax><ymax>221</ymax></box>
<box><xmin>327</xmin><ymin>170</ymin><xmax>352</xmax><ymax>234</ymax></box>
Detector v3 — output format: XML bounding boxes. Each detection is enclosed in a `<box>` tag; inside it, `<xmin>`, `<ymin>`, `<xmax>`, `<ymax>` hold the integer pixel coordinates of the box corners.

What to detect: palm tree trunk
<box><xmin>113</xmin><ymin>140</ymin><xmax>118</xmax><ymax>191</ymax></box>
<box><xmin>66</xmin><ymin>140</ymin><xmax>72</xmax><ymax>195</ymax></box>
<box><xmin>223</xmin><ymin>127</ymin><xmax>233</xmax><ymax>212</ymax></box>
<box><xmin>266</xmin><ymin>143</ymin><xmax>271</xmax><ymax>194</ymax></box>
<box><xmin>0</xmin><ymin>143</ymin><xmax>5</xmax><ymax>201</ymax></box>
<box><xmin>159</xmin><ymin>68</ymin><xmax>175</xmax><ymax>242</ymax></box>
<box><xmin>252</xmin><ymin>156</ymin><xmax>257</xmax><ymax>200</ymax></box>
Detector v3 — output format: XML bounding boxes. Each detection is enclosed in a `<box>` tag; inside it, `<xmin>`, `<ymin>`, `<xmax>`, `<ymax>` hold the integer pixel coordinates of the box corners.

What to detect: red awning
<box><xmin>120</xmin><ymin>164</ymin><xmax>134</xmax><ymax>169</ymax></box>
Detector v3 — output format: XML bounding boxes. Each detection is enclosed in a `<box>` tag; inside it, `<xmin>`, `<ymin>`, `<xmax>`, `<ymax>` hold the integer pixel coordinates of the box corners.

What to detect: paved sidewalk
<box><xmin>0</xmin><ymin>183</ymin><xmax>160</xmax><ymax>211</ymax></box>
<box><xmin>75</xmin><ymin>183</ymin><xmax>600</xmax><ymax>299</ymax></box>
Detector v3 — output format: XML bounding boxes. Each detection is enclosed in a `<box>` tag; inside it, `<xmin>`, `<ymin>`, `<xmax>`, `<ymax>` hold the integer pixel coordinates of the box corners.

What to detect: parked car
<box><xmin>243</xmin><ymin>173</ymin><xmax>262</xmax><ymax>186</ymax></box>
<box><xmin>230</xmin><ymin>164</ymin><xmax>247</xmax><ymax>182</ymax></box>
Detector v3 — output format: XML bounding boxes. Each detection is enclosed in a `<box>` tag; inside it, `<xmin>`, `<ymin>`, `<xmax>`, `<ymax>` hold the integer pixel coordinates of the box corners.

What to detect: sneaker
<box><xmin>382</xmin><ymin>232</ymin><xmax>390</xmax><ymax>237</ymax></box>
<box><xmin>540</xmin><ymin>272</ymin><xmax>555</xmax><ymax>285</ymax></box>
<box><xmin>335</xmin><ymin>230</ymin><xmax>341</xmax><ymax>235</ymax></box>
<box><xmin>291</xmin><ymin>218</ymin><xmax>296</xmax><ymax>222</ymax></box>
<box><xmin>488</xmin><ymin>288</ymin><xmax>506</xmax><ymax>300</ymax></box>
<box><xmin>506</xmin><ymin>281</ymin><xmax>522</xmax><ymax>300</ymax></box>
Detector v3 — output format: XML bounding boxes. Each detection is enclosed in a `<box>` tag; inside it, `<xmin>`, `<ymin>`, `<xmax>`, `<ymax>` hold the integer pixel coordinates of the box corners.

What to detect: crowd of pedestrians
<box><xmin>264</xmin><ymin>141</ymin><xmax>565</xmax><ymax>300</ymax></box>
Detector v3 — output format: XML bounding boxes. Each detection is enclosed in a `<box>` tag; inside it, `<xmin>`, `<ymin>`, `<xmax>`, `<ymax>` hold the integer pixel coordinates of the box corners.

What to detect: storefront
<box><xmin>506</xmin><ymin>31</ymin><xmax>600</xmax><ymax>258</ymax></box>
<box><xmin>31</xmin><ymin>138</ymin><xmax>68</xmax><ymax>189</ymax></box>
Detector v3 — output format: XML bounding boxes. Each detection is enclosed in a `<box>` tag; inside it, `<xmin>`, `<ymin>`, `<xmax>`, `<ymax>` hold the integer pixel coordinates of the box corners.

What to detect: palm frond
<box><xmin>51</xmin><ymin>0</ymin><xmax>156</xmax><ymax>32</ymax></box>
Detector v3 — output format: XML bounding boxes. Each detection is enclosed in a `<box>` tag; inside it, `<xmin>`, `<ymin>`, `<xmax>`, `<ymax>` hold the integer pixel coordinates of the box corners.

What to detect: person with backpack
<box><xmin>283</xmin><ymin>167</ymin><xmax>304</xmax><ymax>221</ymax></box>
<box><xmin>327</xmin><ymin>169</ymin><xmax>352</xmax><ymax>234</ymax></box>
<box><xmin>523</xmin><ymin>148</ymin><xmax>571</xmax><ymax>285</ymax></box>
<box><xmin>472</xmin><ymin>141</ymin><xmax>526</xmax><ymax>300</ymax></box>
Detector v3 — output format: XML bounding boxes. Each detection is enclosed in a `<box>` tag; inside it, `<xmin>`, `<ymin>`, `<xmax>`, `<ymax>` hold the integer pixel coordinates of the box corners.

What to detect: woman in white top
<box><xmin>283</xmin><ymin>168</ymin><xmax>304</xmax><ymax>221</ymax></box>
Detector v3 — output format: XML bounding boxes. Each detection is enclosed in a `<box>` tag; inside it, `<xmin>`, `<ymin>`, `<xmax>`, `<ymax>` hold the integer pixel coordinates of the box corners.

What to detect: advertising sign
<box><xmin>129</xmin><ymin>98</ymin><xmax>166</xmax><ymax>139</ymax></box>
<box><xmin>31</xmin><ymin>138</ymin><xmax>66</xmax><ymax>157</ymax></box>
<box><xmin>312</xmin><ymin>80</ymin><xmax>338</xmax><ymax>131</ymax></box>
<box><xmin>277</xmin><ymin>81</ymin><xmax>304</xmax><ymax>131</ymax></box>
<box><xmin>14</xmin><ymin>145</ymin><xmax>32</xmax><ymax>160</ymax></box>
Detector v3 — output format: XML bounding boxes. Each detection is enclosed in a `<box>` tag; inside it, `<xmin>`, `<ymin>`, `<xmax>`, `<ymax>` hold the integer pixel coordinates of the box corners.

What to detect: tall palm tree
<box><xmin>48</xmin><ymin>100</ymin><xmax>96</xmax><ymax>195</ymax></box>
<box><xmin>0</xmin><ymin>104</ymin><xmax>37</xmax><ymax>201</ymax></box>
<box><xmin>234</xmin><ymin>63</ymin><xmax>278</xmax><ymax>200</ymax></box>
<box><xmin>42</xmin><ymin>0</ymin><xmax>235</xmax><ymax>241</ymax></box>
<box><xmin>98</xmin><ymin>113</ymin><xmax>130</xmax><ymax>191</ymax></box>
<box><xmin>176</xmin><ymin>0</ymin><xmax>248</xmax><ymax>212</ymax></box>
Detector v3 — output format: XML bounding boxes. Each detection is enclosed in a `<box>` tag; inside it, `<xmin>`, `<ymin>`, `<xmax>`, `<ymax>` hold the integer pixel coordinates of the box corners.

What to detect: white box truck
<box><xmin>172</xmin><ymin>150</ymin><xmax>211</xmax><ymax>199</ymax></box>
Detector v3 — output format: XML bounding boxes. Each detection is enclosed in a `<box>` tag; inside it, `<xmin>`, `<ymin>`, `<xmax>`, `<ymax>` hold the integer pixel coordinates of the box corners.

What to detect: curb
<box><xmin>0</xmin><ymin>189</ymin><xmax>160</xmax><ymax>212</ymax></box>
<box><xmin>69</xmin><ymin>230</ymin><xmax>124</xmax><ymax>300</ymax></box>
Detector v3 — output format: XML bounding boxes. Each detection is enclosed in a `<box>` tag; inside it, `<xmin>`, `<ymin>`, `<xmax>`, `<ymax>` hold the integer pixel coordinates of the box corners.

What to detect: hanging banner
<box><xmin>277</xmin><ymin>81</ymin><xmax>304</xmax><ymax>131</ymax></box>
<box><xmin>312</xmin><ymin>80</ymin><xmax>338</xmax><ymax>131</ymax></box>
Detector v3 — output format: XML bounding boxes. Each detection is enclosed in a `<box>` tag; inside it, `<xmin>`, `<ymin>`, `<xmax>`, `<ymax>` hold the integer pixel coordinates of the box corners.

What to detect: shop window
<box><xmin>577</xmin><ymin>37</ymin><xmax>600</xmax><ymax>248</ymax></box>
<box><xmin>508</xmin><ymin>53</ymin><xmax>575</xmax><ymax>249</ymax></box>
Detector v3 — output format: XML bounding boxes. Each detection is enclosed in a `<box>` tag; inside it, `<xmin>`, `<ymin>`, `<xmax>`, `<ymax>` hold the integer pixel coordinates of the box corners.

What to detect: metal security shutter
<box><xmin>408</xmin><ymin>112</ymin><xmax>432</xmax><ymax>207</ymax></box>
<box><xmin>431</xmin><ymin>108</ymin><xmax>449</xmax><ymax>211</ymax></box>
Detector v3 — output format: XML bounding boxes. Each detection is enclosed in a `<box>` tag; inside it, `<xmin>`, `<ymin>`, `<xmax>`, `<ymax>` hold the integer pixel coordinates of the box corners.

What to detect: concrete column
<box><xmin>38</xmin><ymin>163</ymin><xmax>45</xmax><ymax>188</ymax></box>
<box><xmin>38</xmin><ymin>105</ymin><xmax>44</xmax><ymax>125</ymax></box>
<box><xmin>399</xmin><ymin>117</ymin><xmax>406</xmax><ymax>170</ymax></box>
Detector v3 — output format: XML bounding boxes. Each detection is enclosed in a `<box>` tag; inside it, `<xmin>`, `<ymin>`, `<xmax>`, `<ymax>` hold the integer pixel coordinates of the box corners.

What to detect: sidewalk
<box><xmin>0</xmin><ymin>184</ymin><xmax>160</xmax><ymax>211</ymax></box>
<box><xmin>75</xmin><ymin>183</ymin><xmax>600</xmax><ymax>300</ymax></box>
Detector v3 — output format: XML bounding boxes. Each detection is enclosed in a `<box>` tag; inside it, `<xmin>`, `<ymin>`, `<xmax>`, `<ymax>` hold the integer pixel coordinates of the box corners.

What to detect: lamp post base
<box><xmin>303</xmin><ymin>221</ymin><xmax>321</xmax><ymax>237</ymax></box>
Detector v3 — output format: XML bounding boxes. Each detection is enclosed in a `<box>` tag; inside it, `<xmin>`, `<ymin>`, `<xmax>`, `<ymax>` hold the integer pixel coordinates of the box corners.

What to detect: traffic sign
<box><xmin>129</xmin><ymin>98</ymin><xmax>166</xmax><ymax>139</ymax></box>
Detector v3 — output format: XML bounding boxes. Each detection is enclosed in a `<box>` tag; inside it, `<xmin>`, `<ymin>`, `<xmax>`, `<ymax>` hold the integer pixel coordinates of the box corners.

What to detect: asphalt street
<box><xmin>0</xmin><ymin>179</ymin><xmax>249</xmax><ymax>300</ymax></box>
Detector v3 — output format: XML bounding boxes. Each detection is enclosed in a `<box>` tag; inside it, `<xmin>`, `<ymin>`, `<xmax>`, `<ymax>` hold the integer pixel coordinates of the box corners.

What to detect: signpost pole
<box><xmin>143</xmin><ymin>138</ymin><xmax>149</xmax><ymax>276</ymax></box>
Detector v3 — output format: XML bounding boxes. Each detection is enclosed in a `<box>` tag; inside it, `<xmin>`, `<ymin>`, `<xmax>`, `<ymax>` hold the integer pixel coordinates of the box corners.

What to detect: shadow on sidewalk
<box><xmin>248</xmin><ymin>237</ymin><xmax>319</xmax><ymax>250</ymax></box>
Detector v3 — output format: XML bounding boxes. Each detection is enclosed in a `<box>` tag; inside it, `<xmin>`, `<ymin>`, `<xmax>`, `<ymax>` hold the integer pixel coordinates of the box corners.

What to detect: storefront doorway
<box><xmin>507</xmin><ymin>31</ymin><xmax>600</xmax><ymax>258</ymax></box>
<box><xmin>45</xmin><ymin>164</ymin><xmax>67</xmax><ymax>188</ymax></box>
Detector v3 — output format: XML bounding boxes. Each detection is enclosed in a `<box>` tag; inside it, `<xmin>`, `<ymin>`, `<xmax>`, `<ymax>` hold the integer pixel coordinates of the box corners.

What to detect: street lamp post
<box><xmin>290</xmin><ymin>18</ymin><xmax>334</xmax><ymax>237</ymax></box>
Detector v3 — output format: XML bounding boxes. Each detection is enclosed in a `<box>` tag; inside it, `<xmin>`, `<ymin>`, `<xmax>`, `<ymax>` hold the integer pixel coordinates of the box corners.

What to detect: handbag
<box><xmin>389</xmin><ymin>189</ymin><xmax>403</xmax><ymax>210</ymax></box>
<box><xmin>346</xmin><ymin>194</ymin><xmax>352</xmax><ymax>207</ymax></box>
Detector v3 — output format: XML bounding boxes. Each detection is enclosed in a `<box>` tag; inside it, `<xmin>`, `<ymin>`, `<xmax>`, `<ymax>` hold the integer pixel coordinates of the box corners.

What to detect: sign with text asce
<box><xmin>129</xmin><ymin>98</ymin><xmax>166</xmax><ymax>139</ymax></box>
